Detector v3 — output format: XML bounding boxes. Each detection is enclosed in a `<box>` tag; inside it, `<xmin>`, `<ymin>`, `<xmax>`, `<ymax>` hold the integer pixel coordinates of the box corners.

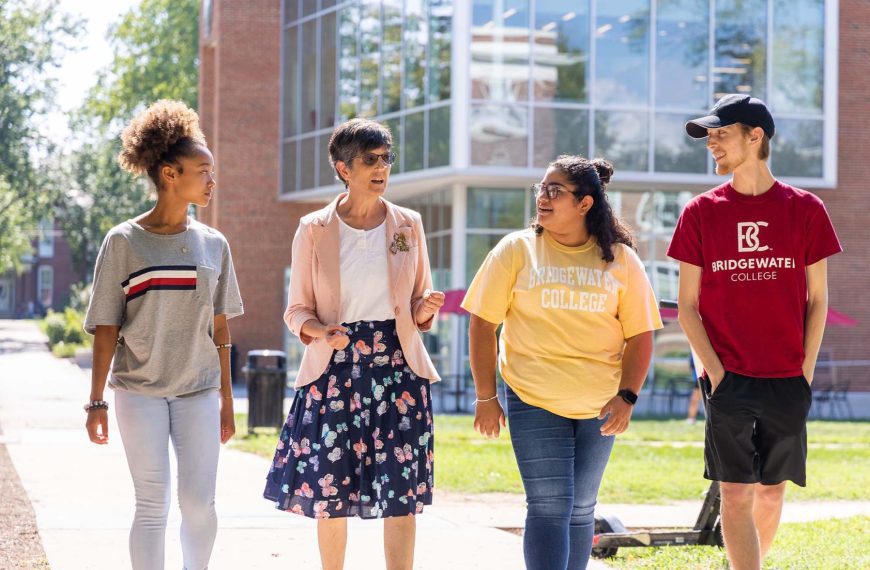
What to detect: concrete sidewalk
<box><xmin>1</xmin><ymin>319</ymin><xmax>867</xmax><ymax>570</ymax></box>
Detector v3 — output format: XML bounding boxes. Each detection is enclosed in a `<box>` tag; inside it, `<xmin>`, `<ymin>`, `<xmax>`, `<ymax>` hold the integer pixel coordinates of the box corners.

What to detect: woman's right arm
<box><xmin>86</xmin><ymin>324</ymin><xmax>119</xmax><ymax>445</ymax></box>
<box><xmin>469</xmin><ymin>314</ymin><xmax>506</xmax><ymax>438</ymax></box>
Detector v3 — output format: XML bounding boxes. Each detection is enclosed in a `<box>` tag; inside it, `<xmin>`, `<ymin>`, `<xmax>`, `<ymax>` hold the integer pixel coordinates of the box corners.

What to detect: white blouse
<box><xmin>338</xmin><ymin>216</ymin><xmax>395</xmax><ymax>324</ymax></box>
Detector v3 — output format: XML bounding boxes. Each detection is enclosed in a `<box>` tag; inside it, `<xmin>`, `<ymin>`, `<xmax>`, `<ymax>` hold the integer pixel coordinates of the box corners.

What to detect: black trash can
<box><xmin>243</xmin><ymin>350</ymin><xmax>287</xmax><ymax>434</ymax></box>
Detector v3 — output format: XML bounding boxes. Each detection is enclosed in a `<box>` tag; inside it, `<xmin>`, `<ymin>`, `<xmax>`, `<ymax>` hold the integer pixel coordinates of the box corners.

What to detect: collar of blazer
<box><xmin>309</xmin><ymin>192</ymin><xmax>416</xmax><ymax>310</ymax></box>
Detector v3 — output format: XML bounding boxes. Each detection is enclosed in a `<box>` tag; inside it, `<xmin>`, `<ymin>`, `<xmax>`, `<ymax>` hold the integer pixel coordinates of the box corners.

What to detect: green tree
<box><xmin>60</xmin><ymin>139</ymin><xmax>151</xmax><ymax>274</ymax></box>
<box><xmin>80</xmin><ymin>0</ymin><xmax>199</xmax><ymax>130</ymax></box>
<box><xmin>63</xmin><ymin>0</ymin><xmax>199</xmax><ymax>275</ymax></box>
<box><xmin>0</xmin><ymin>0</ymin><xmax>79</xmax><ymax>274</ymax></box>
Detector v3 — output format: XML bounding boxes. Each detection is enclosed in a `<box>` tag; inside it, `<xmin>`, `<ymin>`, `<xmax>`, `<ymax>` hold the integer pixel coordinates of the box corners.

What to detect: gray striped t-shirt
<box><xmin>84</xmin><ymin>219</ymin><xmax>244</xmax><ymax>397</ymax></box>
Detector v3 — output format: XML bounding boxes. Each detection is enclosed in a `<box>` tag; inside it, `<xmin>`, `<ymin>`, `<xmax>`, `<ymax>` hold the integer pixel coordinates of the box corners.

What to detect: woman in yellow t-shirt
<box><xmin>461</xmin><ymin>155</ymin><xmax>662</xmax><ymax>570</ymax></box>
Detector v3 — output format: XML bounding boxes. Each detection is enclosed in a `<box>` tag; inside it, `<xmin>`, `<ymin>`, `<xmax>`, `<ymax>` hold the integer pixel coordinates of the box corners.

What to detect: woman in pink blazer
<box><xmin>264</xmin><ymin>118</ymin><xmax>443</xmax><ymax>570</ymax></box>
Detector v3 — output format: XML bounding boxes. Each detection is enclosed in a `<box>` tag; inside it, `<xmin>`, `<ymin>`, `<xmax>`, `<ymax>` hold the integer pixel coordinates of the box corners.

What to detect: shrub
<box><xmin>62</xmin><ymin>307</ymin><xmax>87</xmax><ymax>345</ymax></box>
<box><xmin>43</xmin><ymin>311</ymin><xmax>67</xmax><ymax>346</ymax></box>
<box><xmin>51</xmin><ymin>341</ymin><xmax>79</xmax><ymax>358</ymax></box>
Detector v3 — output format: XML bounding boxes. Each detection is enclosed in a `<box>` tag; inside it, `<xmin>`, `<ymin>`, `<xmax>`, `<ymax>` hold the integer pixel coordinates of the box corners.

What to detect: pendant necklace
<box><xmin>181</xmin><ymin>216</ymin><xmax>191</xmax><ymax>254</ymax></box>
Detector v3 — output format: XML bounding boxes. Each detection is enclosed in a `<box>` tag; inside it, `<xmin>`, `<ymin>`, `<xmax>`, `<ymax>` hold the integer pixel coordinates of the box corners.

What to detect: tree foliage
<box><xmin>80</xmin><ymin>0</ymin><xmax>199</xmax><ymax>131</ymax></box>
<box><xmin>0</xmin><ymin>0</ymin><xmax>79</xmax><ymax>274</ymax></box>
<box><xmin>62</xmin><ymin>0</ymin><xmax>199</xmax><ymax>274</ymax></box>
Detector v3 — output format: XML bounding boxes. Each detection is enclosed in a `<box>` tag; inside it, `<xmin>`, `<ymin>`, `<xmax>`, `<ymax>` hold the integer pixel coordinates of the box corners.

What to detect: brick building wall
<box><xmin>816</xmin><ymin>0</ymin><xmax>870</xmax><ymax>390</ymax></box>
<box><xmin>198</xmin><ymin>0</ymin><xmax>324</xmax><ymax>378</ymax></box>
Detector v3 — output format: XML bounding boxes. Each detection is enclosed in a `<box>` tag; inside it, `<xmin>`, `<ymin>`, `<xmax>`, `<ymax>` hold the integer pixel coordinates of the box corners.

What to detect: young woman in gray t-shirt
<box><xmin>83</xmin><ymin>100</ymin><xmax>243</xmax><ymax>570</ymax></box>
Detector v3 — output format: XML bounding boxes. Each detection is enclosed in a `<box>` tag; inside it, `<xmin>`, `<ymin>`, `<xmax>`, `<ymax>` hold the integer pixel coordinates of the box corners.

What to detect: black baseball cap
<box><xmin>685</xmin><ymin>94</ymin><xmax>775</xmax><ymax>139</ymax></box>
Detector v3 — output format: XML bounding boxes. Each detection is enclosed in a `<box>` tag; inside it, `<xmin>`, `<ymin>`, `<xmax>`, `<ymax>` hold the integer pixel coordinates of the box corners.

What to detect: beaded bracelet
<box><xmin>83</xmin><ymin>400</ymin><xmax>109</xmax><ymax>413</ymax></box>
<box><xmin>216</xmin><ymin>343</ymin><xmax>233</xmax><ymax>350</ymax></box>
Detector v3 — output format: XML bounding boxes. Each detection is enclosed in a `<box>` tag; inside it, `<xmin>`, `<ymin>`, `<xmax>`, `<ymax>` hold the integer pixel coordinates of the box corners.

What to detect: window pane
<box><xmin>38</xmin><ymin>266</ymin><xmax>53</xmax><ymax>308</ymax></box>
<box><xmin>432</xmin><ymin>189</ymin><xmax>453</xmax><ymax>232</ymax></box>
<box><xmin>428</xmin><ymin>105</ymin><xmax>450</xmax><ymax>168</ymax></box>
<box><xmin>320</xmin><ymin>12</ymin><xmax>337</xmax><ymax>129</ymax></box>
<box><xmin>595</xmin><ymin>110</ymin><xmax>649</xmax><ymax>172</ymax></box>
<box><xmin>471</xmin><ymin>0</ymin><xmax>530</xmax><ymax>102</ymax></box>
<box><xmin>771</xmin><ymin>119</ymin><xmax>823</xmax><ymax>178</ymax></box>
<box><xmin>322</xmin><ymin>0</ymin><xmax>336</xmax><ymax>8</ymax></box>
<box><xmin>285</xmin><ymin>0</ymin><xmax>299</xmax><ymax>23</ymax></box>
<box><xmin>300</xmin><ymin>137</ymin><xmax>316</xmax><ymax>189</ymax></box>
<box><xmin>470</xmin><ymin>104</ymin><xmax>529</xmax><ymax>167</ymax></box>
<box><xmin>302</xmin><ymin>0</ymin><xmax>317</xmax><ymax>17</ymax></box>
<box><xmin>319</xmin><ymin>134</ymin><xmax>335</xmax><ymax>187</ymax></box>
<box><xmin>404</xmin><ymin>112</ymin><xmax>425</xmax><ymax>172</ymax></box>
<box><xmin>339</xmin><ymin>4</ymin><xmax>359</xmax><ymax>121</ymax></box>
<box><xmin>595</xmin><ymin>0</ymin><xmax>650</xmax><ymax>105</ymax></box>
<box><xmin>384</xmin><ymin>117</ymin><xmax>403</xmax><ymax>174</ymax></box>
<box><xmin>359</xmin><ymin>1</ymin><xmax>382</xmax><ymax>117</ymax></box>
<box><xmin>382</xmin><ymin>0</ymin><xmax>403</xmax><ymax>114</ymax></box>
<box><xmin>533</xmin><ymin>106</ymin><xmax>589</xmax><ymax>167</ymax></box>
<box><xmin>301</xmin><ymin>19</ymin><xmax>318</xmax><ymax>132</ymax></box>
<box><xmin>466</xmin><ymin>234</ymin><xmax>509</xmax><ymax>286</ymax></box>
<box><xmin>38</xmin><ymin>219</ymin><xmax>54</xmax><ymax>257</ymax></box>
<box><xmin>772</xmin><ymin>0</ymin><xmax>823</xmax><ymax>114</ymax></box>
<box><xmin>656</xmin><ymin>0</ymin><xmax>708</xmax><ymax>109</ymax></box>
<box><xmin>429</xmin><ymin>0</ymin><xmax>453</xmax><ymax>102</ymax></box>
<box><xmin>468</xmin><ymin>187</ymin><xmax>527</xmax><ymax>229</ymax></box>
<box><xmin>534</xmin><ymin>0</ymin><xmax>590</xmax><ymax>103</ymax></box>
<box><xmin>404</xmin><ymin>0</ymin><xmax>428</xmax><ymax>109</ymax></box>
<box><xmin>282</xmin><ymin>141</ymin><xmax>298</xmax><ymax>194</ymax></box>
<box><xmin>714</xmin><ymin>0</ymin><xmax>766</xmax><ymax>100</ymax></box>
<box><xmin>654</xmin><ymin>113</ymin><xmax>706</xmax><ymax>173</ymax></box>
<box><xmin>434</xmin><ymin>234</ymin><xmax>452</xmax><ymax>291</ymax></box>
<box><xmin>283</xmin><ymin>26</ymin><xmax>299</xmax><ymax>137</ymax></box>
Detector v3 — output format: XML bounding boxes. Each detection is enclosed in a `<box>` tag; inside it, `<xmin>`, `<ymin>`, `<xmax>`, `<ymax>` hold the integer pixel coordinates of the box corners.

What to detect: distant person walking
<box><xmin>263</xmin><ymin>118</ymin><xmax>443</xmax><ymax>570</ymax></box>
<box><xmin>669</xmin><ymin>94</ymin><xmax>841</xmax><ymax>570</ymax></box>
<box><xmin>84</xmin><ymin>100</ymin><xmax>243</xmax><ymax>570</ymax></box>
<box><xmin>462</xmin><ymin>155</ymin><xmax>662</xmax><ymax>570</ymax></box>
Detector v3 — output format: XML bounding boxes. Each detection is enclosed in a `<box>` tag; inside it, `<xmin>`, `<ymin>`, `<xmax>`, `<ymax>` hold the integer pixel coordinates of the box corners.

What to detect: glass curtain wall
<box><xmin>467</xmin><ymin>0</ymin><xmax>827</xmax><ymax>179</ymax></box>
<box><xmin>281</xmin><ymin>0</ymin><xmax>453</xmax><ymax>195</ymax></box>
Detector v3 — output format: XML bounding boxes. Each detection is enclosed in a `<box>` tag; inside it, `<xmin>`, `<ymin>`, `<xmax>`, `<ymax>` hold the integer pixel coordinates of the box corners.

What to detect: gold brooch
<box><xmin>390</xmin><ymin>232</ymin><xmax>410</xmax><ymax>254</ymax></box>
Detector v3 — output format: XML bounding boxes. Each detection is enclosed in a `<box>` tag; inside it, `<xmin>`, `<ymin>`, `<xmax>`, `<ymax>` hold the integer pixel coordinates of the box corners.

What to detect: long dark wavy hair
<box><xmin>532</xmin><ymin>155</ymin><xmax>635</xmax><ymax>263</ymax></box>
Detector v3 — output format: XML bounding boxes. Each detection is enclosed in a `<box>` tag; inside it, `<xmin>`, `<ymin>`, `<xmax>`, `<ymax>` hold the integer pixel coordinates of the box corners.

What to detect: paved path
<box><xmin>1</xmin><ymin>319</ymin><xmax>866</xmax><ymax>569</ymax></box>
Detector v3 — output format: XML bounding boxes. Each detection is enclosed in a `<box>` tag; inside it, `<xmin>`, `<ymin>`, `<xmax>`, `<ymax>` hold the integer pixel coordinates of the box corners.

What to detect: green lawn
<box><xmin>605</xmin><ymin>515</ymin><xmax>870</xmax><ymax>569</ymax></box>
<box><xmin>231</xmin><ymin>415</ymin><xmax>870</xmax><ymax>503</ymax></box>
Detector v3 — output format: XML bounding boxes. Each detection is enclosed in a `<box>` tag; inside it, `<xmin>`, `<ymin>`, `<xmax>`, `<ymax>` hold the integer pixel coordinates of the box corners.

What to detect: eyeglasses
<box><xmin>352</xmin><ymin>151</ymin><xmax>397</xmax><ymax>167</ymax></box>
<box><xmin>532</xmin><ymin>183</ymin><xmax>572</xmax><ymax>201</ymax></box>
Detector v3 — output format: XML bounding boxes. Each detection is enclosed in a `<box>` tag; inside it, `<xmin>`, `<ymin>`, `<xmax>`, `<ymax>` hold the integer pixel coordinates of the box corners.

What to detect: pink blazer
<box><xmin>284</xmin><ymin>194</ymin><xmax>441</xmax><ymax>388</ymax></box>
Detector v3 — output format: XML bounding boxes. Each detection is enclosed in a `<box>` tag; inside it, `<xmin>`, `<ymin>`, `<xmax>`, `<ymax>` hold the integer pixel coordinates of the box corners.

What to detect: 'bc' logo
<box><xmin>737</xmin><ymin>222</ymin><xmax>770</xmax><ymax>252</ymax></box>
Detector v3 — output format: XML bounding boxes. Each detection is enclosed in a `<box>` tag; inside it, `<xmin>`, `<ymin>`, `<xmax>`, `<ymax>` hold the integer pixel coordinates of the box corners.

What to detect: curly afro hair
<box><xmin>118</xmin><ymin>99</ymin><xmax>207</xmax><ymax>188</ymax></box>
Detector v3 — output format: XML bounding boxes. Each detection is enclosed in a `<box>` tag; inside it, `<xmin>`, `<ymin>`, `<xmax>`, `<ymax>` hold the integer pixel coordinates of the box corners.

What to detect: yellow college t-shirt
<box><xmin>461</xmin><ymin>229</ymin><xmax>663</xmax><ymax>419</ymax></box>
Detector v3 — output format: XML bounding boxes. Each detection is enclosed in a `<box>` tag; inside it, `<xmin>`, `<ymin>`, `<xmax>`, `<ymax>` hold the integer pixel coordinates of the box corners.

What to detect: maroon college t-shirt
<box><xmin>667</xmin><ymin>181</ymin><xmax>842</xmax><ymax>378</ymax></box>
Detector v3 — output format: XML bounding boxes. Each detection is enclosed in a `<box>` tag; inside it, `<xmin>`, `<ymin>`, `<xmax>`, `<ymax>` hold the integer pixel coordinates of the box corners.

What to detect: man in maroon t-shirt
<box><xmin>668</xmin><ymin>94</ymin><xmax>841</xmax><ymax>570</ymax></box>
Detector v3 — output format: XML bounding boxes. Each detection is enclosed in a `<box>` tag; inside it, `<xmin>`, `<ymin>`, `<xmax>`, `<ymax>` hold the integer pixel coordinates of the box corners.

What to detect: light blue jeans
<box><xmin>506</xmin><ymin>386</ymin><xmax>615</xmax><ymax>570</ymax></box>
<box><xmin>115</xmin><ymin>388</ymin><xmax>220</xmax><ymax>570</ymax></box>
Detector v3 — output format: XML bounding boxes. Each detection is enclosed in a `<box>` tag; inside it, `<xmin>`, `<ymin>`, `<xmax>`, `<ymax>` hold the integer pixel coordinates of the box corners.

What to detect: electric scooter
<box><xmin>591</xmin><ymin>299</ymin><xmax>724</xmax><ymax>559</ymax></box>
<box><xmin>591</xmin><ymin>481</ymin><xmax>723</xmax><ymax>558</ymax></box>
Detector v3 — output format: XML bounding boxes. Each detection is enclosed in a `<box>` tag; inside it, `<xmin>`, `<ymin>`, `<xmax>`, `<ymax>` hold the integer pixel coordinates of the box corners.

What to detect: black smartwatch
<box><xmin>617</xmin><ymin>389</ymin><xmax>638</xmax><ymax>406</ymax></box>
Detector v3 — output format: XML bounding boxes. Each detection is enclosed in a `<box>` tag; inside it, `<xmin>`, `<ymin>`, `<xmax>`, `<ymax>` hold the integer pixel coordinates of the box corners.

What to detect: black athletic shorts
<box><xmin>701</xmin><ymin>371</ymin><xmax>812</xmax><ymax>486</ymax></box>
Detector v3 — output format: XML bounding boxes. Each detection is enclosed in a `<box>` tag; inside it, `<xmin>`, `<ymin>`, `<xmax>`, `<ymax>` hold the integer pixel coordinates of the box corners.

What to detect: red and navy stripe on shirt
<box><xmin>122</xmin><ymin>265</ymin><xmax>197</xmax><ymax>303</ymax></box>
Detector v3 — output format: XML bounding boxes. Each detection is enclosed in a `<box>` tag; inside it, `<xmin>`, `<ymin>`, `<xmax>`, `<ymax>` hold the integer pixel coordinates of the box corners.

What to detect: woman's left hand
<box><xmin>598</xmin><ymin>396</ymin><xmax>633</xmax><ymax>436</ymax></box>
<box><xmin>220</xmin><ymin>398</ymin><xmax>236</xmax><ymax>444</ymax></box>
<box><xmin>415</xmin><ymin>289</ymin><xmax>445</xmax><ymax>325</ymax></box>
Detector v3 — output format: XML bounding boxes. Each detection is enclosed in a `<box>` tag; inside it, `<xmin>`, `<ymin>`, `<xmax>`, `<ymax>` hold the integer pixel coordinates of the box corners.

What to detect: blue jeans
<box><xmin>506</xmin><ymin>386</ymin><xmax>615</xmax><ymax>570</ymax></box>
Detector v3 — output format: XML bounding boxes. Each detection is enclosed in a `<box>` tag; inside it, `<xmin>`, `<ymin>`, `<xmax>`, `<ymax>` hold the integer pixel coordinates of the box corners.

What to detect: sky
<box><xmin>37</xmin><ymin>0</ymin><xmax>139</xmax><ymax>149</ymax></box>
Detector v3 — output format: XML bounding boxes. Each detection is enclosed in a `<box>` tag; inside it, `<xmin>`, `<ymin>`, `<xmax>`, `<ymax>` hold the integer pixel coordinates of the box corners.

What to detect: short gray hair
<box><xmin>328</xmin><ymin>118</ymin><xmax>393</xmax><ymax>186</ymax></box>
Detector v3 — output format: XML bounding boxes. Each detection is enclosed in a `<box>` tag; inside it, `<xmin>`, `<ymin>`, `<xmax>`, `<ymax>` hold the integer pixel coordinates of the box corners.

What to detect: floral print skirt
<box><xmin>263</xmin><ymin>319</ymin><xmax>434</xmax><ymax>519</ymax></box>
